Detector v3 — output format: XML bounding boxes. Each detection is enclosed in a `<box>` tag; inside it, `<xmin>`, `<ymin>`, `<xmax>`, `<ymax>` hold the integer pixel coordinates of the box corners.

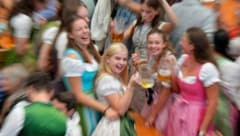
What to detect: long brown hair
<box><xmin>9</xmin><ymin>0</ymin><xmax>46</xmax><ymax>18</ymax></box>
<box><xmin>65</xmin><ymin>14</ymin><xmax>100</xmax><ymax>63</ymax></box>
<box><xmin>136</xmin><ymin>0</ymin><xmax>164</xmax><ymax>28</ymax></box>
<box><xmin>186</xmin><ymin>27</ymin><xmax>217</xmax><ymax>66</ymax></box>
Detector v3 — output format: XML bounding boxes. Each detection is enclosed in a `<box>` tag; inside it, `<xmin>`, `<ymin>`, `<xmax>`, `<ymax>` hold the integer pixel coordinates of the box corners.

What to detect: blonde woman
<box><xmin>92</xmin><ymin>43</ymin><xmax>139</xmax><ymax>136</ymax></box>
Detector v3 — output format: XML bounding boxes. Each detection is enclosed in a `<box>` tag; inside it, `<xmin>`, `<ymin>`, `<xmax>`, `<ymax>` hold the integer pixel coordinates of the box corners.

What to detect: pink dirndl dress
<box><xmin>141</xmin><ymin>81</ymin><xmax>173</xmax><ymax>134</ymax></box>
<box><xmin>166</xmin><ymin>65</ymin><xmax>215</xmax><ymax>136</ymax></box>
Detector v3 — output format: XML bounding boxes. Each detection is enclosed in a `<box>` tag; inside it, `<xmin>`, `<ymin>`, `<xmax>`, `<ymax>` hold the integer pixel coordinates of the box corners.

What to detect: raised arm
<box><xmin>158</xmin><ymin>0</ymin><xmax>178</xmax><ymax>33</ymax></box>
<box><xmin>116</xmin><ymin>0</ymin><xmax>141</xmax><ymax>13</ymax></box>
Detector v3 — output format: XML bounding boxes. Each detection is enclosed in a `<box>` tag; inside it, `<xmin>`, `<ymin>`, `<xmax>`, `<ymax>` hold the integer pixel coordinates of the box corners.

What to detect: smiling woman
<box><xmin>92</xmin><ymin>43</ymin><xmax>139</xmax><ymax>136</ymax></box>
<box><xmin>61</xmin><ymin>14</ymin><xmax>120</xmax><ymax>136</ymax></box>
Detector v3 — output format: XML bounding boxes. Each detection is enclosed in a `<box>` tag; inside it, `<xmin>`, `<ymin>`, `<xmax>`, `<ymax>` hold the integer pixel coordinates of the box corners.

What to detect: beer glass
<box><xmin>157</xmin><ymin>58</ymin><xmax>172</xmax><ymax>83</ymax></box>
<box><xmin>111</xmin><ymin>18</ymin><xmax>125</xmax><ymax>43</ymax></box>
<box><xmin>135</xmin><ymin>45</ymin><xmax>147</xmax><ymax>65</ymax></box>
<box><xmin>138</xmin><ymin>63</ymin><xmax>154</xmax><ymax>89</ymax></box>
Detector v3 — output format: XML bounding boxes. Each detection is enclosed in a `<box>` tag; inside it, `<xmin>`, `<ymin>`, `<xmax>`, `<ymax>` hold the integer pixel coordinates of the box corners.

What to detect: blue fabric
<box><xmin>63</xmin><ymin>48</ymin><xmax>97</xmax><ymax>92</ymax></box>
<box><xmin>115</xmin><ymin>0</ymin><xmax>141</xmax><ymax>29</ymax></box>
<box><xmin>0</xmin><ymin>73</ymin><xmax>7</xmax><ymax>110</ymax></box>
<box><xmin>63</xmin><ymin>48</ymin><xmax>100</xmax><ymax>136</ymax></box>
<box><xmin>34</xmin><ymin>0</ymin><xmax>56</xmax><ymax>20</ymax></box>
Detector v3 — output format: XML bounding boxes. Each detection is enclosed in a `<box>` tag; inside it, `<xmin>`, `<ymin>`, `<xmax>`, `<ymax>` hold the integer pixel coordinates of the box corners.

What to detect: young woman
<box><xmin>38</xmin><ymin>0</ymin><xmax>90</xmax><ymax>79</ymax></box>
<box><xmin>167</xmin><ymin>27</ymin><xmax>220</xmax><ymax>136</ymax></box>
<box><xmin>122</xmin><ymin>0</ymin><xmax>177</xmax><ymax>54</ymax></box>
<box><xmin>61</xmin><ymin>15</ymin><xmax>118</xmax><ymax>136</ymax></box>
<box><xmin>132</xmin><ymin>29</ymin><xmax>176</xmax><ymax>134</ymax></box>
<box><xmin>92</xmin><ymin>43</ymin><xmax>138</xmax><ymax>136</ymax></box>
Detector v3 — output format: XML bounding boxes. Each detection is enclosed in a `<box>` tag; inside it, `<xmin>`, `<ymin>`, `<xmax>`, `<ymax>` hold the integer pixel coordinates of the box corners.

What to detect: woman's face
<box><xmin>76</xmin><ymin>6</ymin><xmax>90</xmax><ymax>24</ymax></box>
<box><xmin>68</xmin><ymin>18</ymin><xmax>90</xmax><ymax>47</ymax></box>
<box><xmin>140</xmin><ymin>3</ymin><xmax>159</xmax><ymax>24</ymax></box>
<box><xmin>147</xmin><ymin>33</ymin><xmax>166</xmax><ymax>57</ymax></box>
<box><xmin>107</xmin><ymin>50</ymin><xmax>128</xmax><ymax>76</ymax></box>
<box><xmin>180</xmin><ymin>33</ymin><xmax>194</xmax><ymax>54</ymax></box>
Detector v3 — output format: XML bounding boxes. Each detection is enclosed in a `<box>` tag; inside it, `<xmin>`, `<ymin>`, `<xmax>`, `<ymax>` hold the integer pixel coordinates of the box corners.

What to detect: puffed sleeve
<box><xmin>42</xmin><ymin>27</ymin><xmax>58</xmax><ymax>45</ymax></box>
<box><xmin>10</xmin><ymin>14</ymin><xmax>33</xmax><ymax>38</ymax></box>
<box><xmin>61</xmin><ymin>57</ymin><xmax>85</xmax><ymax>77</ymax></box>
<box><xmin>96</xmin><ymin>75</ymin><xmax>121</xmax><ymax>97</ymax></box>
<box><xmin>199</xmin><ymin>63</ymin><xmax>220</xmax><ymax>87</ymax></box>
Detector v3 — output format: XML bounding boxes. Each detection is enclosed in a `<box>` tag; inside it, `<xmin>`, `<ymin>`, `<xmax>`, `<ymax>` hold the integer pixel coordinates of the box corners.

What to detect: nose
<box><xmin>120</xmin><ymin>59</ymin><xmax>126</xmax><ymax>65</ymax></box>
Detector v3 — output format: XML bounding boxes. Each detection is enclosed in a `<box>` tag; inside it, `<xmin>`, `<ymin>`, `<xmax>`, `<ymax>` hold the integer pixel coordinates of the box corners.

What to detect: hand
<box><xmin>129</xmin><ymin>72</ymin><xmax>140</xmax><ymax>87</ymax></box>
<box><xmin>105</xmin><ymin>107</ymin><xmax>119</xmax><ymax>121</ymax></box>
<box><xmin>131</xmin><ymin>53</ymin><xmax>139</xmax><ymax>66</ymax></box>
<box><xmin>145</xmin><ymin>114</ymin><xmax>155</xmax><ymax>127</ymax></box>
<box><xmin>109</xmin><ymin>20</ymin><xmax>115</xmax><ymax>36</ymax></box>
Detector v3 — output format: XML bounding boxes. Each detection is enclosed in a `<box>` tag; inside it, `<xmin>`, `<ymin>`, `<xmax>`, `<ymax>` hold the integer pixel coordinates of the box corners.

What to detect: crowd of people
<box><xmin>0</xmin><ymin>0</ymin><xmax>240</xmax><ymax>136</ymax></box>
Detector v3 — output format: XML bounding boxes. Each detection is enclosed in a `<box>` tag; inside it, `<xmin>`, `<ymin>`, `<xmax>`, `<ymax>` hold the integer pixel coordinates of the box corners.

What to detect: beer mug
<box><xmin>135</xmin><ymin>45</ymin><xmax>147</xmax><ymax>65</ymax></box>
<box><xmin>138</xmin><ymin>63</ymin><xmax>154</xmax><ymax>89</ymax></box>
<box><xmin>111</xmin><ymin>18</ymin><xmax>125</xmax><ymax>43</ymax></box>
<box><xmin>157</xmin><ymin>58</ymin><xmax>172</xmax><ymax>83</ymax></box>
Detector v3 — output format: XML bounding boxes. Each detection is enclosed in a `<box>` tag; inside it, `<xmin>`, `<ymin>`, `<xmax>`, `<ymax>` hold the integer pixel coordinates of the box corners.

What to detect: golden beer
<box><xmin>141</xmin><ymin>80</ymin><xmax>154</xmax><ymax>89</ymax></box>
<box><xmin>112</xmin><ymin>32</ymin><xmax>124</xmax><ymax>43</ymax></box>
<box><xmin>157</xmin><ymin>69</ymin><xmax>171</xmax><ymax>82</ymax></box>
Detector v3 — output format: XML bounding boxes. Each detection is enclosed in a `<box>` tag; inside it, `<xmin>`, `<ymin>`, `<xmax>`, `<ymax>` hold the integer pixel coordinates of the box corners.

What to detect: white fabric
<box><xmin>91</xmin><ymin>117</ymin><xmax>120</xmax><ymax>136</ymax></box>
<box><xmin>65</xmin><ymin>112</ymin><xmax>82</xmax><ymax>136</ymax></box>
<box><xmin>55</xmin><ymin>31</ymin><xmax>68</xmax><ymax>59</ymax></box>
<box><xmin>91</xmin><ymin>0</ymin><xmax>112</xmax><ymax>41</ymax></box>
<box><xmin>61</xmin><ymin>57</ymin><xmax>98</xmax><ymax>77</ymax></box>
<box><xmin>42</xmin><ymin>26</ymin><xmax>59</xmax><ymax>45</ymax></box>
<box><xmin>177</xmin><ymin>55</ymin><xmax>220</xmax><ymax>87</ymax></box>
<box><xmin>0</xmin><ymin>101</ymin><xmax>29</xmax><ymax>136</ymax></box>
<box><xmin>10</xmin><ymin>13</ymin><xmax>33</xmax><ymax>38</ymax></box>
<box><xmin>218</xmin><ymin>59</ymin><xmax>240</xmax><ymax>110</ymax></box>
<box><xmin>92</xmin><ymin>74</ymin><xmax>123</xmax><ymax>136</ymax></box>
<box><xmin>95</xmin><ymin>74</ymin><xmax>123</xmax><ymax>104</ymax></box>
<box><xmin>229</xmin><ymin>37</ymin><xmax>240</xmax><ymax>56</ymax></box>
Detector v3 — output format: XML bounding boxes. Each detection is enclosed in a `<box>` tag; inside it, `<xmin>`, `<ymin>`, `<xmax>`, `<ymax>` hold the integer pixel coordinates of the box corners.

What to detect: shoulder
<box><xmin>64</xmin><ymin>48</ymin><xmax>82</xmax><ymax>60</ymax></box>
<box><xmin>96</xmin><ymin>74</ymin><xmax>121</xmax><ymax>94</ymax></box>
<box><xmin>97</xmin><ymin>74</ymin><xmax>116</xmax><ymax>84</ymax></box>
<box><xmin>199</xmin><ymin>62</ymin><xmax>220</xmax><ymax>87</ymax></box>
<box><xmin>11</xmin><ymin>13</ymin><xmax>32</xmax><ymax>26</ymax></box>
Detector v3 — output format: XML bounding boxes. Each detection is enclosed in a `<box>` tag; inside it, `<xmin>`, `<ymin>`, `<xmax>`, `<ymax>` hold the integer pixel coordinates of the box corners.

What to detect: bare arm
<box><xmin>145</xmin><ymin>87</ymin><xmax>171</xmax><ymax>126</ymax></box>
<box><xmin>123</xmin><ymin>20</ymin><xmax>136</xmax><ymax>40</ymax></box>
<box><xmin>38</xmin><ymin>44</ymin><xmax>52</xmax><ymax>71</ymax></box>
<box><xmin>68</xmin><ymin>77</ymin><xmax>118</xmax><ymax>120</ymax></box>
<box><xmin>158</xmin><ymin>0</ymin><xmax>178</xmax><ymax>33</ymax></box>
<box><xmin>116</xmin><ymin>0</ymin><xmax>141</xmax><ymax>13</ymax></box>
<box><xmin>104</xmin><ymin>74</ymin><xmax>138</xmax><ymax>116</ymax></box>
<box><xmin>66</xmin><ymin>54</ymin><xmax>119</xmax><ymax>120</ymax></box>
<box><xmin>199</xmin><ymin>83</ymin><xmax>219</xmax><ymax>133</ymax></box>
<box><xmin>14</xmin><ymin>37</ymin><xmax>30</xmax><ymax>55</ymax></box>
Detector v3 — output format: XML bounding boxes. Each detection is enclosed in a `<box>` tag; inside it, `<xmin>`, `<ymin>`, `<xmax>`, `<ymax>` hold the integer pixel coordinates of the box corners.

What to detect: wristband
<box><xmin>103</xmin><ymin>106</ymin><xmax>110</xmax><ymax>115</ymax></box>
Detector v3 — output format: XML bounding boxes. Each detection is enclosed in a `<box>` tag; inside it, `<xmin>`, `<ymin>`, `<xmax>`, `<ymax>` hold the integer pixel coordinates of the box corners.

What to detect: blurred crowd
<box><xmin>0</xmin><ymin>0</ymin><xmax>240</xmax><ymax>136</ymax></box>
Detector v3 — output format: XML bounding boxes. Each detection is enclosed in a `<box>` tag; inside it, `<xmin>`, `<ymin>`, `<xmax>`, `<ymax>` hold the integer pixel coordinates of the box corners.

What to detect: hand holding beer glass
<box><xmin>111</xmin><ymin>18</ymin><xmax>125</xmax><ymax>43</ymax></box>
<box><xmin>157</xmin><ymin>58</ymin><xmax>172</xmax><ymax>83</ymax></box>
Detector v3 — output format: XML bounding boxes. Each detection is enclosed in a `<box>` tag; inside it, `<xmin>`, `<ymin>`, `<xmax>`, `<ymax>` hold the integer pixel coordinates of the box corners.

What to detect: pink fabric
<box><xmin>166</xmin><ymin>61</ymin><xmax>215</xmax><ymax>136</ymax></box>
<box><xmin>230</xmin><ymin>104</ymin><xmax>239</xmax><ymax>136</ymax></box>
<box><xmin>141</xmin><ymin>82</ymin><xmax>173</xmax><ymax>134</ymax></box>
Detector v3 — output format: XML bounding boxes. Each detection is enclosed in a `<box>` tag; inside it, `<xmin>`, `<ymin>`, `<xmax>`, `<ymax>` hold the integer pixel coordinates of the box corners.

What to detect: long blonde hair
<box><xmin>97</xmin><ymin>43</ymin><xmax>129</xmax><ymax>85</ymax></box>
